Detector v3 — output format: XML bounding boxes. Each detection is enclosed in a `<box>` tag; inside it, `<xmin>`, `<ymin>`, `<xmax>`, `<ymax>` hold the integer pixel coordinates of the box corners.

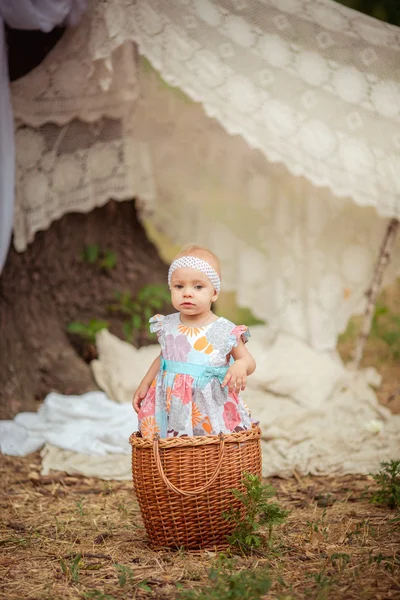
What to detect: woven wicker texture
<box><xmin>129</xmin><ymin>426</ymin><xmax>262</xmax><ymax>550</ymax></box>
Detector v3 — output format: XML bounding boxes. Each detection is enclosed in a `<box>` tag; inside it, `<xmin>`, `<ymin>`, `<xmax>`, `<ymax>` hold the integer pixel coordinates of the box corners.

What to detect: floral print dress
<box><xmin>138</xmin><ymin>313</ymin><xmax>252</xmax><ymax>439</ymax></box>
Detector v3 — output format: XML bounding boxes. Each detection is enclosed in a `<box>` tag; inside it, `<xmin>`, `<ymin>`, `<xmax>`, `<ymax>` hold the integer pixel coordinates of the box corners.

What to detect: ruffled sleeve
<box><xmin>149</xmin><ymin>314</ymin><xmax>165</xmax><ymax>338</ymax></box>
<box><xmin>229</xmin><ymin>325</ymin><xmax>250</xmax><ymax>350</ymax></box>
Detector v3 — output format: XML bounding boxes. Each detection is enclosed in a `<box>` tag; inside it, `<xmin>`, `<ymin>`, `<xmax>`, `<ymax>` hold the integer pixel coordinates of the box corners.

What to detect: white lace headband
<box><xmin>168</xmin><ymin>256</ymin><xmax>221</xmax><ymax>292</ymax></box>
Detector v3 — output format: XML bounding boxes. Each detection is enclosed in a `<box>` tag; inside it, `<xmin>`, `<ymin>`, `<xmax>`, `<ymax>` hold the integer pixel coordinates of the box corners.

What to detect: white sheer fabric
<box><xmin>13</xmin><ymin>116</ymin><xmax>154</xmax><ymax>252</ymax></box>
<box><xmin>0</xmin><ymin>0</ymin><xmax>87</xmax><ymax>271</ymax></box>
<box><xmin>0</xmin><ymin>0</ymin><xmax>85</xmax><ymax>31</ymax></box>
<box><xmin>9</xmin><ymin>1</ymin><xmax>154</xmax><ymax>252</ymax></box>
<box><xmin>91</xmin><ymin>0</ymin><xmax>400</xmax><ymax>219</ymax></box>
<box><xmin>0</xmin><ymin>22</ymin><xmax>14</xmax><ymax>273</ymax></box>
<box><xmin>11</xmin><ymin>21</ymin><xmax>139</xmax><ymax>126</ymax></box>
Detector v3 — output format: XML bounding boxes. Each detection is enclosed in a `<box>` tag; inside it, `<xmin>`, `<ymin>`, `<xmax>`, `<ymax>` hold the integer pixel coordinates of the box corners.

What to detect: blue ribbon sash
<box><xmin>160</xmin><ymin>357</ymin><xmax>229</xmax><ymax>388</ymax></box>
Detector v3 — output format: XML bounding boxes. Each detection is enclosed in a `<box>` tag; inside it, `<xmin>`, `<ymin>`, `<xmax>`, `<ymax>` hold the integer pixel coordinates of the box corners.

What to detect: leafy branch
<box><xmin>224</xmin><ymin>472</ymin><xmax>290</xmax><ymax>553</ymax></box>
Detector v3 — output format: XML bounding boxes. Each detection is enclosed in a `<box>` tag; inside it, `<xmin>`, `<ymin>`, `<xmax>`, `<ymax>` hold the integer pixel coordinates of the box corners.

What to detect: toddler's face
<box><xmin>170</xmin><ymin>268</ymin><xmax>219</xmax><ymax>317</ymax></box>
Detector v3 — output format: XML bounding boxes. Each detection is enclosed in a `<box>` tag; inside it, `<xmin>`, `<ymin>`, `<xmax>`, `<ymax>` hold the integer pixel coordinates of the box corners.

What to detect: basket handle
<box><xmin>153</xmin><ymin>434</ymin><xmax>225</xmax><ymax>497</ymax></box>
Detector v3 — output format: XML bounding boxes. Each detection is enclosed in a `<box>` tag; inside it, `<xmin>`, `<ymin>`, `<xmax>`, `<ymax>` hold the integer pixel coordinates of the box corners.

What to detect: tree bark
<box><xmin>0</xmin><ymin>201</ymin><xmax>168</xmax><ymax>419</ymax></box>
<box><xmin>1</xmin><ymin>28</ymin><xmax>168</xmax><ymax>419</ymax></box>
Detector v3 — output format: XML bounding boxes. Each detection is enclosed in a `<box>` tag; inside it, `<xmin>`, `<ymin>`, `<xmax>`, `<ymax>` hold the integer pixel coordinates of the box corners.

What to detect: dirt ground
<box><xmin>0</xmin><ymin>272</ymin><xmax>399</xmax><ymax>600</ymax></box>
<box><xmin>1</xmin><ymin>258</ymin><xmax>399</xmax><ymax>600</ymax></box>
<box><xmin>0</xmin><ymin>451</ymin><xmax>399</xmax><ymax>600</ymax></box>
<box><xmin>1</xmin><ymin>301</ymin><xmax>399</xmax><ymax>600</ymax></box>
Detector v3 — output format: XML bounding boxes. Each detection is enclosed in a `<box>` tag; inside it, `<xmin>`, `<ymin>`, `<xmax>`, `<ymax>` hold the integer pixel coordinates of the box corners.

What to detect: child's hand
<box><xmin>222</xmin><ymin>359</ymin><xmax>248</xmax><ymax>393</ymax></box>
<box><xmin>132</xmin><ymin>383</ymin><xmax>150</xmax><ymax>413</ymax></box>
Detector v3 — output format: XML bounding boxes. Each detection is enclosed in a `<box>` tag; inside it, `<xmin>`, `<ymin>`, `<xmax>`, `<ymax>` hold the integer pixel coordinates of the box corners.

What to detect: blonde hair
<box><xmin>173</xmin><ymin>244</ymin><xmax>221</xmax><ymax>278</ymax></box>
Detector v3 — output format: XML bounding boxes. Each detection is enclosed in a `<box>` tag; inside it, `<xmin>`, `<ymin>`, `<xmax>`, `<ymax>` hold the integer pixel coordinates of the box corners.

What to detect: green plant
<box><xmin>137</xmin><ymin>581</ymin><xmax>153</xmax><ymax>593</ymax></box>
<box><xmin>60</xmin><ymin>553</ymin><xmax>82</xmax><ymax>583</ymax></box>
<box><xmin>0</xmin><ymin>536</ymin><xmax>28</xmax><ymax>547</ymax></box>
<box><xmin>371</xmin><ymin>303</ymin><xmax>400</xmax><ymax>359</ymax></box>
<box><xmin>338</xmin><ymin>301</ymin><xmax>400</xmax><ymax>360</ymax></box>
<box><xmin>115</xmin><ymin>563</ymin><xmax>134</xmax><ymax>587</ymax></box>
<box><xmin>75</xmin><ymin>497</ymin><xmax>86</xmax><ymax>516</ymax></box>
<box><xmin>370</xmin><ymin>460</ymin><xmax>400</xmax><ymax>509</ymax></box>
<box><xmin>334</xmin><ymin>1</ymin><xmax>400</xmax><ymax>26</ymax></box>
<box><xmin>178</xmin><ymin>554</ymin><xmax>271</xmax><ymax>600</ymax></box>
<box><xmin>117</xmin><ymin>500</ymin><xmax>129</xmax><ymax>516</ymax></box>
<box><xmin>305</xmin><ymin>568</ymin><xmax>333</xmax><ymax>599</ymax></box>
<box><xmin>224</xmin><ymin>472</ymin><xmax>290</xmax><ymax>553</ymax></box>
<box><xmin>81</xmin><ymin>244</ymin><xmax>117</xmax><ymax>271</ymax></box>
<box><xmin>306</xmin><ymin>510</ymin><xmax>329</xmax><ymax>541</ymax></box>
<box><xmin>315</xmin><ymin>493</ymin><xmax>334</xmax><ymax>508</ymax></box>
<box><xmin>330</xmin><ymin>553</ymin><xmax>351</xmax><ymax>573</ymax></box>
<box><xmin>102</xmin><ymin>482</ymin><xmax>114</xmax><ymax>496</ymax></box>
<box><xmin>353</xmin><ymin>520</ymin><xmax>365</xmax><ymax>536</ymax></box>
<box><xmin>313</xmin><ymin>570</ymin><xmax>331</xmax><ymax>588</ymax></box>
<box><xmin>108</xmin><ymin>284</ymin><xmax>170</xmax><ymax>345</ymax></box>
<box><xmin>81</xmin><ymin>244</ymin><xmax>100</xmax><ymax>264</ymax></box>
<box><xmin>337</xmin><ymin>317</ymin><xmax>359</xmax><ymax>345</ymax></box>
<box><xmin>54</xmin><ymin>517</ymin><xmax>66</xmax><ymax>538</ymax></box>
<box><xmin>67</xmin><ymin>319</ymin><xmax>109</xmax><ymax>345</ymax></box>
<box><xmin>114</xmin><ymin>564</ymin><xmax>152</xmax><ymax>592</ymax></box>
<box><xmin>100</xmin><ymin>250</ymin><xmax>117</xmax><ymax>271</ymax></box>
<box><xmin>369</xmin><ymin>552</ymin><xmax>400</xmax><ymax>574</ymax></box>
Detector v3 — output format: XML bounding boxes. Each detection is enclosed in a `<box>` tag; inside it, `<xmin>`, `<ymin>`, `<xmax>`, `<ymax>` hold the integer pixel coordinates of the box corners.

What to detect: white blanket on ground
<box><xmin>0</xmin><ymin>328</ymin><xmax>399</xmax><ymax>479</ymax></box>
<box><xmin>0</xmin><ymin>391</ymin><xmax>137</xmax><ymax>457</ymax></box>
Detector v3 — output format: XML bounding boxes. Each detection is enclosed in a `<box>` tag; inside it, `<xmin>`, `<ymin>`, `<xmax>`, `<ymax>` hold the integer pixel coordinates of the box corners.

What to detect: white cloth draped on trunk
<box><xmin>5</xmin><ymin>0</ymin><xmax>400</xmax><ymax>350</ymax></box>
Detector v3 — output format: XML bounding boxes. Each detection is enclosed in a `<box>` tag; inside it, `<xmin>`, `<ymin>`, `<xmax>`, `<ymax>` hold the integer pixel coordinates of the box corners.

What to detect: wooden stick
<box><xmin>352</xmin><ymin>218</ymin><xmax>399</xmax><ymax>369</ymax></box>
<box><xmin>388</xmin><ymin>388</ymin><xmax>400</xmax><ymax>403</ymax></box>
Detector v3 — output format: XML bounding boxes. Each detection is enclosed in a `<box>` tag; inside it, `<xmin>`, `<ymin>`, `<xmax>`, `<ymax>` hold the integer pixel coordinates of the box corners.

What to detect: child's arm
<box><xmin>222</xmin><ymin>340</ymin><xmax>256</xmax><ymax>393</ymax></box>
<box><xmin>132</xmin><ymin>354</ymin><xmax>161</xmax><ymax>413</ymax></box>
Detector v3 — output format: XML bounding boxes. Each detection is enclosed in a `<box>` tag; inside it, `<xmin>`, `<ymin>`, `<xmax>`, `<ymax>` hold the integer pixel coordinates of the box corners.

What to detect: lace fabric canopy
<box><xmin>108</xmin><ymin>0</ymin><xmax>400</xmax><ymax>218</ymax></box>
<box><xmin>2</xmin><ymin>0</ymin><xmax>400</xmax><ymax>350</ymax></box>
<box><xmin>0</xmin><ymin>0</ymin><xmax>87</xmax><ymax>271</ymax></box>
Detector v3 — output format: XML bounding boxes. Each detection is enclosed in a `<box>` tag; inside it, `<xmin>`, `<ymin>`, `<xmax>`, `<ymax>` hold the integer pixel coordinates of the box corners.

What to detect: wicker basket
<box><xmin>129</xmin><ymin>425</ymin><xmax>262</xmax><ymax>550</ymax></box>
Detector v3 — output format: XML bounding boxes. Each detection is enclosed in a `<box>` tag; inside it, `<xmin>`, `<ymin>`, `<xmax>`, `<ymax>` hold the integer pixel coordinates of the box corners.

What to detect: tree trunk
<box><xmin>0</xmin><ymin>201</ymin><xmax>168</xmax><ymax>419</ymax></box>
<box><xmin>1</xmin><ymin>28</ymin><xmax>168</xmax><ymax>419</ymax></box>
